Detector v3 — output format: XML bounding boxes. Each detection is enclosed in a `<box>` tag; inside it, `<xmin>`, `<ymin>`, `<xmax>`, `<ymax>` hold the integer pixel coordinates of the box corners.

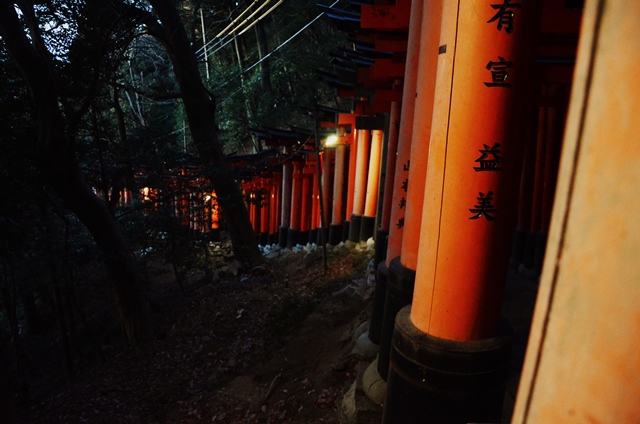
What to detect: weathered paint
<box><xmin>399</xmin><ymin>0</ymin><xmax>443</xmax><ymax>272</ymax></box>
<box><xmin>513</xmin><ymin>1</ymin><xmax>640</xmax><ymax>421</ymax></box>
<box><xmin>386</xmin><ymin>0</ymin><xmax>424</xmax><ymax>267</ymax></box>
<box><xmin>410</xmin><ymin>0</ymin><xmax>540</xmax><ymax>341</ymax></box>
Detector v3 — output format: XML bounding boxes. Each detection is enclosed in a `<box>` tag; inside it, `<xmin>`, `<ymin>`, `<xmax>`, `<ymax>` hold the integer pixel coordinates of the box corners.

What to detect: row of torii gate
<box><xmin>235</xmin><ymin>0</ymin><xmax>639</xmax><ymax>422</ymax></box>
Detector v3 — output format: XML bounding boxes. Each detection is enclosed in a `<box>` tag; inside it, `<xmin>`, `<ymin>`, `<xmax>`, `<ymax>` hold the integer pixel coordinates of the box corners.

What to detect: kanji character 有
<box><xmin>487</xmin><ymin>0</ymin><xmax>522</xmax><ymax>34</ymax></box>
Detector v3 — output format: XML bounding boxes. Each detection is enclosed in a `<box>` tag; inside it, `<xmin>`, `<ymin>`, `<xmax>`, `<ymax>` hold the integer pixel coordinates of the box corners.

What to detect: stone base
<box><xmin>348</xmin><ymin>214</ymin><xmax>363</xmax><ymax>243</ymax></box>
<box><xmin>363</xmin><ymin>358</ymin><xmax>387</xmax><ymax>407</ymax></box>
<box><xmin>383</xmin><ymin>306</ymin><xmax>512</xmax><ymax>424</ymax></box>
<box><xmin>378</xmin><ymin>256</ymin><xmax>415</xmax><ymax>381</ymax></box>
<box><xmin>339</xmin><ymin>361</ymin><xmax>383</xmax><ymax>424</ymax></box>
<box><xmin>350</xmin><ymin>332</ymin><xmax>379</xmax><ymax>361</ymax></box>
<box><xmin>359</xmin><ymin>216</ymin><xmax>375</xmax><ymax>242</ymax></box>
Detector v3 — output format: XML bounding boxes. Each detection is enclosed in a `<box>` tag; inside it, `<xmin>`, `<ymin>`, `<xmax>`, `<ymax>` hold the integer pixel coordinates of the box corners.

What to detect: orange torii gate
<box><xmin>382</xmin><ymin>0</ymin><xmax>542</xmax><ymax>420</ymax></box>
<box><xmin>132</xmin><ymin>166</ymin><xmax>221</xmax><ymax>237</ymax></box>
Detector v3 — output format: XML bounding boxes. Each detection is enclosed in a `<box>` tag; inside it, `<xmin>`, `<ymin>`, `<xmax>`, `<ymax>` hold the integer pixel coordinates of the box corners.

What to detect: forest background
<box><xmin>0</xmin><ymin>0</ymin><xmax>351</xmax><ymax>415</ymax></box>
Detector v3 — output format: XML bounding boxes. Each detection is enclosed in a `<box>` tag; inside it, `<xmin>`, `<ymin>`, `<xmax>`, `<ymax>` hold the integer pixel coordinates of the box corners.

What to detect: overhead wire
<box><xmin>197</xmin><ymin>0</ymin><xmax>285</xmax><ymax>62</ymax></box>
<box><xmin>195</xmin><ymin>0</ymin><xmax>259</xmax><ymax>56</ymax></box>
<box><xmin>233</xmin><ymin>0</ymin><xmax>283</xmax><ymax>38</ymax></box>
<box><xmin>196</xmin><ymin>0</ymin><xmax>274</xmax><ymax>59</ymax></box>
<box><xmin>218</xmin><ymin>0</ymin><xmax>341</xmax><ymax>105</ymax></box>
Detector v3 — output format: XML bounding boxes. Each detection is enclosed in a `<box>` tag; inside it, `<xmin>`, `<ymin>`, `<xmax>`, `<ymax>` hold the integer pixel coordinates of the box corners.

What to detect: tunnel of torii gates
<box><xmin>105</xmin><ymin>0</ymin><xmax>639</xmax><ymax>422</ymax></box>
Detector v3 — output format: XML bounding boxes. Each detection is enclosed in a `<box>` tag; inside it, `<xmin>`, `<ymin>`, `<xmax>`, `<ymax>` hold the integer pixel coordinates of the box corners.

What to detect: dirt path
<box><xmin>28</xmin><ymin>244</ymin><xmax>374</xmax><ymax>424</ymax></box>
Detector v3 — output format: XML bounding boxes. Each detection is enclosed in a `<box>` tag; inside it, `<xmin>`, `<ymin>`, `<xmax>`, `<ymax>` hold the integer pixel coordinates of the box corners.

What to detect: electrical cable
<box><xmin>217</xmin><ymin>0</ymin><xmax>341</xmax><ymax>105</ymax></box>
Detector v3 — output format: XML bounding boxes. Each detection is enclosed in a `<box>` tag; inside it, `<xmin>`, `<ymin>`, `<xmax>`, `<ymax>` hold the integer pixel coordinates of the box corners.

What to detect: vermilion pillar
<box><xmin>348</xmin><ymin>129</ymin><xmax>370</xmax><ymax>242</ymax></box>
<box><xmin>300</xmin><ymin>168</ymin><xmax>313</xmax><ymax>245</ymax></box>
<box><xmin>329</xmin><ymin>143</ymin><xmax>347</xmax><ymax>245</ymax></box>
<box><xmin>514</xmin><ymin>2</ymin><xmax>640</xmax><ymax>420</ymax></box>
<box><xmin>268</xmin><ymin>175</ymin><xmax>280</xmax><ymax>245</ymax></box>
<box><xmin>534</xmin><ymin>91</ymin><xmax>565</xmax><ymax>273</ymax></box>
<box><xmin>384</xmin><ymin>0</ymin><xmax>540</xmax><ymax>421</ymax></box>
<box><xmin>259</xmin><ymin>179</ymin><xmax>270</xmax><ymax>246</ymax></box>
<box><xmin>345</xmin><ymin>130</ymin><xmax>358</xmax><ymax>239</ymax></box>
<box><xmin>279</xmin><ymin>160</ymin><xmax>293</xmax><ymax>248</ymax></box>
<box><xmin>210</xmin><ymin>192</ymin><xmax>219</xmax><ymax>231</ymax></box>
<box><xmin>207</xmin><ymin>191</ymin><xmax>220</xmax><ymax>241</ymax></box>
<box><xmin>377</xmin><ymin>0</ymin><xmax>443</xmax><ymax>380</ymax></box>
<box><xmin>320</xmin><ymin>149</ymin><xmax>333</xmax><ymax>244</ymax></box>
<box><xmin>369</xmin><ymin>0</ymin><xmax>424</xmax><ymax>347</ymax></box>
<box><xmin>287</xmin><ymin>160</ymin><xmax>303</xmax><ymax>248</ymax></box>
<box><xmin>309</xmin><ymin>166</ymin><xmax>319</xmax><ymax>243</ymax></box>
<box><xmin>376</xmin><ymin>101</ymin><xmax>401</xmax><ymax>263</ymax></box>
<box><xmin>360</xmin><ymin>129</ymin><xmax>383</xmax><ymax>241</ymax></box>
<box><xmin>249</xmin><ymin>188</ymin><xmax>259</xmax><ymax>236</ymax></box>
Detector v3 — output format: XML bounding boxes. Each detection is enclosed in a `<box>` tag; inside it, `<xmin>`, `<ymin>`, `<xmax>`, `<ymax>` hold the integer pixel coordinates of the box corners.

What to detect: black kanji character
<box><xmin>485</xmin><ymin>57</ymin><xmax>514</xmax><ymax>87</ymax></box>
<box><xmin>487</xmin><ymin>0</ymin><xmax>522</xmax><ymax>34</ymax></box>
<box><xmin>474</xmin><ymin>143</ymin><xmax>505</xmax><ymax>172</ymax></box>
<box><xmin>469</xmin><ymin>191</ymin><xmax>497</xmax><ymax>221</ymax></box>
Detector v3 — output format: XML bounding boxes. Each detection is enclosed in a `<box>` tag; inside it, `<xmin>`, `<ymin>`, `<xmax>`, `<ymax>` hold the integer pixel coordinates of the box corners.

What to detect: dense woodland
<box><xmin>0</xmin><ymin>0</ymin><xmax>349</xmax><ymax>416</ymax></box>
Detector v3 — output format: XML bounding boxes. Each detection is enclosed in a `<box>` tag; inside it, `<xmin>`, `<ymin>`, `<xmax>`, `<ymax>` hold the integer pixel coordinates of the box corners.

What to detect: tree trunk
<box><xmin>145</xmin><ymin>0</ymin><xmax>262</xmax><ymax>265</ymax></box>
<box><xmin>255</xmin><ymin>20</ymin><xmax>272</xmax><ymax>93</ymax></box>
<box><xmin>0</xmin><ymin>4</ymin><xmax>155</xmax><ymax>346</ymax></box>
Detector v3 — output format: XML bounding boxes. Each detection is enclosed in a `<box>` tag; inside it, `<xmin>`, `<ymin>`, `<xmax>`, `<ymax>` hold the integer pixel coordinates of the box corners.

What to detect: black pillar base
<box><xmin>209</xmin><ymin>228</ymin><xmax>221</xmax><ymax>242</ymax></box>
<box><xmin>534</xmin><ymin>231</ymin><xmax>547</xmax><ymax>274</ymax></box>
<box><xmin>348</xmin><ymin>214</ymin><xmax>363</xmax><ymax>243</ymax></box>
<box><xmin>328</xmin><ymin>224</ymin><xmax>343</xmax><ymax>245</ymax></box>
<box><xmin>360</xmin><ymin>216</ymin><xmax>376</xmax><ymax>241</ymax></box>
<box><xmin>511</xmin><ymin>227</ymin><xmax>527</xmax><ymax>262</ymax></box>
<box><xmin>342</xmin><ymin>221</ymin><xmax>350</xmax><ymax>243</ymax></box>
<box><xmin>299</xmin><ymin>230</ymin><xmax>310</xmax><ymax>246</ymax></box>
<box><xmin>374</xmin><ymin>229</ymin><xmax>388</xmax><ymax>269</ymax></box>
<box><xmin>309</xmin><ymin>228</ymin><xmax>318</xmax><ymax>245</ymax></box>
<box><xmin>383</xmin><ymin>306</ymin><xmax>512</xmax><ymax>424</ymax></box>
<box><xmin>259</xmin><ymin>232</ymin><xmax>269</xmax><ymax>246</ymax></box>
<box><xmin>287</xmin><ymin>228</ymin><xmax>300</xmax><ymax>249</ymax></box>
<box><xmin>316</xmin><ymin>227</ymin><xmax>330</xmax><ymax>246</ymax></box>
<box><xmin>267</xmin><ymin>233</ymin><xmax>276</xmax><ymax>246</ymax></box>
<box><xmin>378</xmin><ymin>256</ymin><xmax>415</xmax><ymax>381</ymax></box>
<box><xmin>368</xmin><ymin>261</ymin><xmax>389</xmax><ymax>345</ymax></box>
<box><xmin>279</xmin><ymin>226</ymin><xmax>288</xmax><ymax>249</ymax></box>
